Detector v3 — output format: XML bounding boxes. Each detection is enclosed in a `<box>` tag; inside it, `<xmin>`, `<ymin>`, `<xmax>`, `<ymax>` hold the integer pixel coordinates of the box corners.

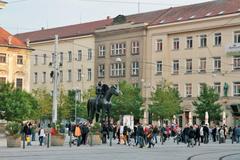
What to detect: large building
<box><xmin>16</xmin><ymin>0</ymin><xmax>240</xmax><ymax>126</ymax></box>
<box><xmin>0</xmin><ymin>27</ymin><xmax>32</xmax><ymax>91</ymax></box>
<box><xmin>95</xmin><ymin>0</ymin><xmax>240</xmax><ymax>126</ymax></box>
<box><xmin>16</xmin><ymin>19</ymin><xmax>112</xmax><ymax>99</ymax></box>
<box><xmin>147</xmin><ymin>0</ymin><xmax>240</xmax><ymax>126</ymax></box>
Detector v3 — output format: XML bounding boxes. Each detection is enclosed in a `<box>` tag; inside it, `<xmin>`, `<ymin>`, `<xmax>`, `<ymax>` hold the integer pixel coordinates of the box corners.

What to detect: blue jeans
<box><xmin>153</xmin><ymin>133</ymin><xmax>158</xmax><ymax>143</ymax></box>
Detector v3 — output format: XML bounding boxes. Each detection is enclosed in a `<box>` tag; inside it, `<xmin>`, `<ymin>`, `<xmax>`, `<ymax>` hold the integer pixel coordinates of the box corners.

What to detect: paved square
<box><xmin>0</xmin><ymin>136</ymin><xmax>239</xmax><ymax>160</ymax></box>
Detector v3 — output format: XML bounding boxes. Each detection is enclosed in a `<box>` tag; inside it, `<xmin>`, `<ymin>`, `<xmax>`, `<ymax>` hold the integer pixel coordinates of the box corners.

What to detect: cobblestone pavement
<box><xmin>0</xmin><ymin>134</ymin><xmax>239</xmax><ymax>160</ymax></box>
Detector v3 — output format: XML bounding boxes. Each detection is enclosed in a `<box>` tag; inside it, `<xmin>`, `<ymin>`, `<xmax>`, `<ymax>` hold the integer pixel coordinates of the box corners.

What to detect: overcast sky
<box><xmin>0</xmin><ymin>0</ymin><xmax>211</xmax><ymax>34</ymax></box>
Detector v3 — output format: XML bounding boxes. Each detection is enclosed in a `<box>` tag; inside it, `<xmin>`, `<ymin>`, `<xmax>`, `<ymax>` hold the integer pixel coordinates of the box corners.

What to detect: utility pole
<box><xmin>52</xmin><ymin>35</ymin><xmax>59</xmax><ymax>123</ymax></box>
<box><xmin>138</xmin><ymin>0</ymin><xmax>140</xmax><ymax>13</ymax></box>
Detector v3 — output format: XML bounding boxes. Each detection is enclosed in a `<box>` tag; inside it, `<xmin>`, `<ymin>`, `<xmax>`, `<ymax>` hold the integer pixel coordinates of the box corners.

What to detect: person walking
<box><xmin>152</xmin><ymin>125</ymin><xmax>158</xmax><ymax>144</ymax></box>
<box><xmin>203</xmin><ymin>124</ymin><xmax>209</xmax><ymax>144</ymax></box>
<box><xmin>75</xmin><ymin>124</ymin><xmax>82</xmax><ymax>147</ymax></box>
<box><xmin>235</xmin><ymin>125</ymin><xmax>240</xmax><ymax>143</ymax></box>
<box><xmin>38</xmin><ymin>127</ymin><xmax>45</xmax><ymax>146</ymax></box>
<box><xmin>147</xmin><ymin>127</ymin><xmax>154</xmax><ymax>148</ymax></box>
<box><xmin>108</xmin><ymin>124</ymin><xmax>114</xmax><ymax>146</ymax></box>
<box><xmin>187</xmin><ymin>126</ymin><xmax>195</xmax><ymax>147</ymax></box>
<box><xmin>194</xmin><ymin>125</ymin><xmax>200</xmax><ymax>146</ymax></box>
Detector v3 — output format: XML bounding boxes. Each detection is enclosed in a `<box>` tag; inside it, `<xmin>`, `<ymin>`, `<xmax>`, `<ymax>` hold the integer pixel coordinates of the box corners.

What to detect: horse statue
<box><xmin>87</xmin><ymin>84</ymin><xmax>121</xmax><ymax>125</ymax></box>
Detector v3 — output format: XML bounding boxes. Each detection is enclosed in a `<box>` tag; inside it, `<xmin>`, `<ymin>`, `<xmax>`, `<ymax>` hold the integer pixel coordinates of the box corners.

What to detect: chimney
<box><xmin>107</xmin><ymin>16</ymin><xmax>110</xmax><ymax>19</ymax></box>
<box><xmin>41</xmin><ymin>27</ymin><xmax>45</xmax><ymax>30</ymax></box>
<box><xmin>26</xmin><ymin>38</ymin><xmax>30</xmax><ymax>47</ymax></box>
<box><xmin>8</xmin><ymin>36</ymin><xmax>12</xmax><ymax>45</ymax></box>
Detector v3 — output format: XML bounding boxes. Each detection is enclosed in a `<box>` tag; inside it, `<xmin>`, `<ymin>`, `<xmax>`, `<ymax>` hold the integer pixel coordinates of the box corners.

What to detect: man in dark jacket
<box><xmin>187</xmin><ymin>126</ymin><xmax>195</xmax><ymax>147</ymax></box>
<box><xmin>194</xmin><ymin>125</ymin><xmax>201</xmax><ymax>146</ymax></box>
<box><xmin>203</xmin><ymin>124</ymin><xmax>209</xmax><ymax>144</ymax></box>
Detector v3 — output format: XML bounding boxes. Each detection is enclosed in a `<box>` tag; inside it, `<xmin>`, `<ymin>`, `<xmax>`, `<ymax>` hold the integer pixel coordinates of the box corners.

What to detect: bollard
<box><xmin>22</xmin><ymin>133</ymin><xmax>25</xmax><ymax>149</ymax></box>
<box><xmin>47</xmin><ymin>133</ymin><xmax>50</xmax><ymax>148</ymax></box>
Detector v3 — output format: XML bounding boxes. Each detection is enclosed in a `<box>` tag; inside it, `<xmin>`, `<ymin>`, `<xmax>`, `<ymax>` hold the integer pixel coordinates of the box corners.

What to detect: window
<box><xmin>173</xmin><ymin>84</ymin><xmax>179</xmax><ymax>92</ymax></box>
<box><xmin>42</xmin><ymin>72</ymin><xmax>46</xmax><ymax>83</ymax></box>
<box><xmin>214</xmin><ymin>33</ymin><xmax>221</xmax><ymax>46</ymax></box>
<box><xmin>78</xmin><ymin>50</ymin><xmax>82</xmax><ymax>61</ymax></box>
<box><xmin>186</xmin><ymin>59</ymin><xmax>192</xmax><ymax>73</ymax></box>
<box><xmin>186</xmin><ymin>37</ymin><xmax>193</xmax><ymax>49</ymax></box>
<box><xmin>233</xmin><ymin>56</ymin><xmax>240</xmax><ymax>70</ymax></box>
<box><xmin>98</xmin><ymin>64</ymin><xmax>105</xmax><ymax>78</ymax></box>
<box><xmin>0</xmin><ymin>77</ymin><xmax>6</xmax><ymax>84</ymax></box>
<box><xmin>34</xmin><ymin>55</ymin><xmax>38</xmax><ymax>65</ymax></box>
<box><xmin>156</xmin><ymin>39</ymin><xmax>163</xmax><ymax>52</ymax></box>
<box><xmin>234</xmin><ymin>31</ymin><xmax>240</xmax><ymax>43</ymax></box>
<box><xmin>88</xmin><ymin>49</ymin><xmax>92</xmax><ymax>60</ymax></box>
<box><xmin>173</xmin><ymin>38</ymin><xmax>179</xmax><ymax>50</ymax></box>
<box><xmin>17</xmin><ymin>55</ymin><xmax>23</xmax><ymax>64</ymax></box>
<box><xmin>60</xmin><ymin>70</ymin><xmax>63</xmax><ymax>82</ymax></box>
<box><xmin>0</xmin><ymin>53</ymin><xmax>6</xmax><ymax>63</ymax></box>
<box><xmin>87</xmin><ymin>68</ymin><xmax>92</xmax><ymax>81</ymax></box>
<box><xmin>185</xmin><ymin>83</ymin><xmax>192</xmax><ymax>97</ymax></box>
<box><xmin>98</xmin><ymin>46</ymin><xmax>105</xmax><ymax>57</ymax></box>
<box><xmin>213</xmin><ymin>57</ymin><xmax>221</xmax><ymax>72</ymax></box>
<box><xmin>156</xmin><ymin>61</ymin><xmax>162</xmax><ymax>75</ymax></box>
<box><xmin>173</xmin><ymin>60</ymin><xmax>179</xmax><ymax>74</ymax></box>
<box><xmin>43</xmin><ymin>54</ymin><xmax>47</xmax><ymax>65</ymax></box>
<box><xmin>111</xmin><ymin>43</ymin><xmax>126</xmax><ymax>56</ymax></box>
<box><xmin>131</xmin><ymin>41</ymin><xmax>139</xmax><ymax>54</ymax></box>
<box><xmin>68</xmin><ymin>70</ymin><xmax>72</xmax><ymax>82</ymax></box>
<box><xmin>200</xmin><ymin>34</ymin><xmax>207</xmax><ymax>47</ymax></box>
<box><xmin>34</xmin><ymin>72</ymin><xmax>38</xmax><ymax>84</ymax></box>
<box><xmin>77</xmin><ymin>69</ymin><xmax>82</xmax><ymax>81</ymax></box>
<box><xmin>16</xmin><ymin>78</ymin><xmax>23</xmax><ymax>90</ymax></box>
<box><xmin>110</xmin><ymin>63</ymin><xmax>126</xmax><ymax>77</ymax></box>
<box><xmin>199</xmin><ymin>83</ymin><xmax>205</xmax><ymax>95</ymax></box>
<box><xmin>131</xmin><ymin>61</ymin><xmax>139</xmax><ymax>76</ymax></box>
<box><xmin>68</xmin><ymin>51</ymin><xmax>72</xmax><ymax>62</ymax></box>
<box><xmin>233</xmin><ymin>82</ymin><xmax>240</xmax><ymax>96</ymax></box>
<box><xmin>199</xmin><ymin>58</ymin><xmax>206</xmax><ymax>72</ymax></box>
<box><xmin>60</xmin><ymin>52</ymin><xmax>64</xmax><ymax>64</ymax></box>
<box><xmin>214</xmin><ymin>82</ymin><xmax>221</xmax><ymax>95</ymax></box>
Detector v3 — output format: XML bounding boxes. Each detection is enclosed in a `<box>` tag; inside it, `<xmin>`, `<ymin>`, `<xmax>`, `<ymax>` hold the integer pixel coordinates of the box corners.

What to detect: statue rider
<box><xmin>95</xmin><ymin>81</ymin><xmax>103</xmax><ymax>113</ymax></box>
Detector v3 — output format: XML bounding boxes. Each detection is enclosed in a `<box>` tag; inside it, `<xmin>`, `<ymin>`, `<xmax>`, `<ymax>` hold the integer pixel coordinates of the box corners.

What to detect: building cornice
<box><xmin>149</xmin><ymin>13</ymin><xmax>240</xmax><ymax>29</ymax></box>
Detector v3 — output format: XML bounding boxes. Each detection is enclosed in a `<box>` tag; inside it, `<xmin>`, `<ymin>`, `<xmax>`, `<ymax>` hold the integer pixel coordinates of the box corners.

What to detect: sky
<box><xmin>0</xmin><ymin>0</ymin><xmax>212</xmax><ymax>34</ymax></box>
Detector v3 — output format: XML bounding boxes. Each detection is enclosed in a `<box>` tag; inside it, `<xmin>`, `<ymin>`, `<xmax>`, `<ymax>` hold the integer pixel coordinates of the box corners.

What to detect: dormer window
<box><xmin>159</xmin><ymin>20</ymin><xmax>165</xmax><ymax>24</ymax></box>
<box><xmin>218</xmin><ymin>11</ymin><xmax>224</xmax><ymax>15</ymax></box>
<box><xmin>177</xmin><ymin>17</ymin><xmax>183</xmax><ymax>21</ymax></box>
<box><xmin>189</xmin><ymin>15</ymin><xmax>196</xmax><ymax>19</ymax></box>
<box><xmin>205</xmin><ymin>12</ymin><xmax>212</xmax><ymax>16</ymax></box>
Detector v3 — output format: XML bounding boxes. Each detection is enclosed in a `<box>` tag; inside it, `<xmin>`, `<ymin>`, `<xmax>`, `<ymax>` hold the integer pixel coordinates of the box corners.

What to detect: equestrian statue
<box><xmin>87</xmin><ymin>81</ymin><xmax>121</xmax><ymax>125</ymax></box>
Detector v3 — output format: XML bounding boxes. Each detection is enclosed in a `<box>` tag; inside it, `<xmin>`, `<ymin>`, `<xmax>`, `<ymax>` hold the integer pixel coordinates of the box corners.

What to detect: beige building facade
<box><xmin>0</xmin><ymin>27</ymin><xmax>31</xmax><ymax>91</ymax></box>
<box><xmin>16</xmin><ymin>19</ymin><xmax>112</xmax><ymax>99</ymax></box>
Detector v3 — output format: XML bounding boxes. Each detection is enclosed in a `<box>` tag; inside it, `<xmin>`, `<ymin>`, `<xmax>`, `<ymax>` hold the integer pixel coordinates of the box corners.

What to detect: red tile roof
<box><xmin>16</xmin><ymin>0</ymin><xmax>240</xmax><ymax>42</ymax></box>
<box><xmin>16</xmin><ymin>19</ymin><xmax>113</xmax><ymax>43</ymax></box>
<box><xmin>151</xmin><ymin>0</ymin><xmax>240</xmax><ymax>25</ymax></box>
<box><xmin>0</xmin><ymin>27</ymin><xmax>27</xmax><ymax>48</ymax></box>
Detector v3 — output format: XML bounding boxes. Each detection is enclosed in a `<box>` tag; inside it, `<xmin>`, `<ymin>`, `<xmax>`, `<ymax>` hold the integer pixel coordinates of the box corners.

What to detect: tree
<box><xmin>193</xmin><ymin>84</ymin><xmax>222</xmax><ymax>123</ymax></box>
<box><xmin>0</xmin><ymin>83</ymin><xmax>38</xmax><ymax>122</ymax></box>
<box><xmin>78</xmin><ymin>86</ymin><xmax>95</xmax><ymax>119</ymax></box>
<box><xmin>149</xmin><ymin>82</ymin><xmax>182</xmax><ymax>122</ymax></box>
<box><xmin>111</xmin><ymin>81</ymin><xmax>143</xmax><ymax>121</ymax></box>
<box><xmin>32</xmin><ymin>88</ymin><xmax>52</xmax><ymax>120</ymax></box>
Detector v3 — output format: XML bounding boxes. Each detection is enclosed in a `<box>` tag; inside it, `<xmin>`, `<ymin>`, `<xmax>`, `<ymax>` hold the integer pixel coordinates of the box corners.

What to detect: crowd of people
<box><xmin>20</xmin><ymin>121</ymin><xmax>240</xmax><ymax>148</ymax></box>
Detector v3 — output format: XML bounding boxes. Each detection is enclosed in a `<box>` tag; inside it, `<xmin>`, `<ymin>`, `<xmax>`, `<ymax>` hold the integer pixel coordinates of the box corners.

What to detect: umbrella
<box><xmin>205</xmin><ymin>111</ymin><xmax>209</xmax><ymax>125</ymax></box>
<box><xmin>222</xmin><ymin>111</ymin><xmax>226</xmax><ymax>125</ymax></box>
<box><xmin>189</xmin><ymin>112</ymin><xmax>193</xmax><ymax>126</ymax></box>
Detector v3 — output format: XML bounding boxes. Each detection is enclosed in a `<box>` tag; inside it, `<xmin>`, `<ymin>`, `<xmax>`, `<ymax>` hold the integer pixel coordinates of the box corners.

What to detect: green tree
<box><xmin>112</xmin><ymin>81</ymin><xmax>143</xmax><ymax>121</ymax></box>
<box><xmin>0</xmin><ymin>83</ymin><xmax>38</xmax><ymax>122</ymax></box>
<box><xmin>32</xmin><ymin>88</ymin><xmax>52</xmax><ymax>120</ymax></box>
<box><xmin>78</xmin><ymin>86</ymin><xmax>96</xmax><ymax>119</ymax></box>
<box><xmin>193</xmin><ymin>84</ymin><xmax>222</xmax><ymax>123</ymax></box>
<box><xmin>149</xmin><ymin>82</ymin><xmax>182</xmax><ymax>122</ymax></box>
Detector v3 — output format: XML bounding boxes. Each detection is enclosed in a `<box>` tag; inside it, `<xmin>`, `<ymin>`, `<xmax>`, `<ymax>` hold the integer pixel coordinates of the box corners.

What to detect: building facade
<box><xmin>147</xmin><ymin>0</ymin><xmax>240</xmax><ymax>126</ymax></box>
<box><xmin>0</xmin><ymin>27</ymin><xmax>32</xmax><ymax>91</ymax></box>
<box><xmin>16</xmin><ymin>19</ymin><xmax>112</xmax><ymax>99</ymax></box>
